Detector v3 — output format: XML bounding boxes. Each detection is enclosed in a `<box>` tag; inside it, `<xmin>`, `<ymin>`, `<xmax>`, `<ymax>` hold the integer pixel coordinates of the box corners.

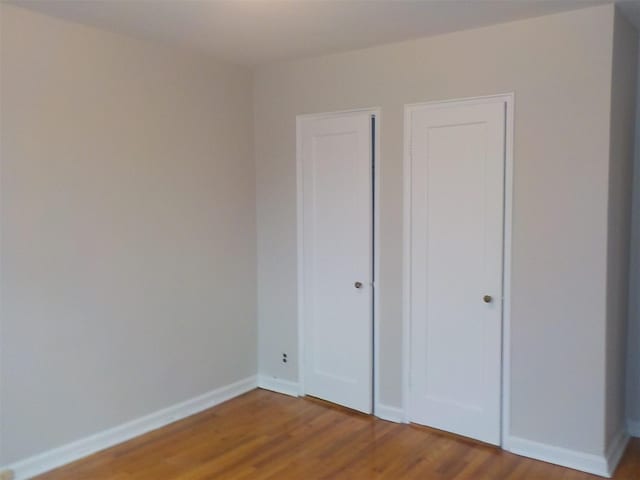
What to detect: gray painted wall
<box><xmin>627</xmin><ymin>35</ymin><xmax>640</xmax><ymax>436</ymax></box>
<box><xmin>254</xmin><ymin>5</ymin><xmax>618</xmax><ymax>456</ymax></box>
<box><xmin>606</xmin><ymin>7</ymin><xmax>638</xmax><ymax>448</ymax></box>
<box><xmin>0</xmin><ymin>5</ymin><xmax>257</xmax><ymax>464</ymax></box>
<box><xmin>1</xmin><ymin>0</ymin><xmax>636</xmax><ymax>470</ymax></box>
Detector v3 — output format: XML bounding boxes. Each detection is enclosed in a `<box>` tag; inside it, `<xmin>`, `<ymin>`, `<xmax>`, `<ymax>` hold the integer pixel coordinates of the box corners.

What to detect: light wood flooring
<box><xmin>34</xmin><ymin>389</ymin><xmax>639</xmax><ymax>479</ymax></box>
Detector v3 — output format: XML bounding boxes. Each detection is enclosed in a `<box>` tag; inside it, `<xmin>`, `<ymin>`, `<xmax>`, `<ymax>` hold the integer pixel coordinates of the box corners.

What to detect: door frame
<box><xmin>402</xmin><ymin>93</ymin><xmax>515</xmax><ymax>446</ymax></box>
<box><xmin>296</xmin><ymin>107</ymin><xmax>382</xmax><ymax>414</ymax></box>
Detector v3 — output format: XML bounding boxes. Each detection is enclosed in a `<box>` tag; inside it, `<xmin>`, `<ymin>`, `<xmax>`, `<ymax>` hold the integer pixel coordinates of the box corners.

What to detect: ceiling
<box><xmin>8</xmin><ymin>0</ymin><xmax>636</xmax><ymax>67</ymax></box>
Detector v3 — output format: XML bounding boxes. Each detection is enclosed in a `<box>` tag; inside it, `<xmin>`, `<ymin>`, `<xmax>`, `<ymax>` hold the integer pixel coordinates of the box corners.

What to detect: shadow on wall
<box><xmin>628</xmin><ymin>42</ymin><xmax>640</xmax><ymax>436</ymax></box>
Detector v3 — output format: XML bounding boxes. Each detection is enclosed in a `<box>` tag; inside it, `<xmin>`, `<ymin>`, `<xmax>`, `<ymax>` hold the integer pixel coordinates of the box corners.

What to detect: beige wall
<box><xmin>254</xmin><ymin>5</ymin><xmax>617</xmax><ymax>455</ymax></box>
<box><xmin>0</xmin><ymin>5</ymin><xmax>256</xmax><ymax>465</ymax></box>
<box><xmin>606</xmin><ymin>8</ymin><xmax>638</xmax><ymax>447</ymax></box>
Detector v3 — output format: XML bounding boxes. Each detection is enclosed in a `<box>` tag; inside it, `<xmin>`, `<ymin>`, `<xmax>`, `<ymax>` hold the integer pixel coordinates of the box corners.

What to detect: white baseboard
<box><xmin>505</xmin><ymin>436</ymin><xmax>610</xmax><ymax>478</ymax></box>
<box><xmin>605</xmin><ymin>428</ymin><xmax>630</xmax><ymax>477</ymax></box>
<box><xmin>375</xmin><ymin>404</ymin><xmax>405</xmax><ymax>423</ymax></box>
<box><xmin>3</xmin><ymin>375</ymin><xmax>258</xmax><ymax>480</ymax></box>
<box><xmin>258</xmin><ymin>375</ymin><xmax>301</xmax><ymax>397</ymax></box>
<box><xmin>628</xmin><ymin>418</ymin><xmax>640</xmax><ymax>437</ymax></box>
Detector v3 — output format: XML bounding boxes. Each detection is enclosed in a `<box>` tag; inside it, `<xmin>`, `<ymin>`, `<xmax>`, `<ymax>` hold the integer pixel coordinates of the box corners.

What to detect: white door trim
<box><xmin>296</xmin><ymin>107</ymin><xmax>382</xmax><ymax>413</ymax></box>
<box><xmin>402</xmin><ymin>93</ymin><xmax>514</xmax><ymax>446</ymax></box>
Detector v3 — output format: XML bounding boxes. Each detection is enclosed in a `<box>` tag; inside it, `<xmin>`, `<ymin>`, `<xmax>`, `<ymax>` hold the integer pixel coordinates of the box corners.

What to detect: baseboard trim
<box><xmin>257</xmin><ymin>375</ymin><xmax>301</xmax><ymax>397</ymax></box>
<box><xmin>605</xmin><ymin>428</ymin><xmax>630</xmax><ymax>477</ymax></box>
<box><xmin>505</xmin><ymin>436</ymin><xmax>610</xmax><ymax>478</ymax></box>
<box><xmin>628</xmin><ymin>418</ymin><xmax>640</xmax><ymax>437</ymax></box>
<box><xmin>3</xmin><ymin>375</ymin><xmax>258</xmax><ymax>480</ymax></box>
<box><xmin>374</xmin><ymin>404</ymin><xmax>405</xmax><ymax>423</ymax></box>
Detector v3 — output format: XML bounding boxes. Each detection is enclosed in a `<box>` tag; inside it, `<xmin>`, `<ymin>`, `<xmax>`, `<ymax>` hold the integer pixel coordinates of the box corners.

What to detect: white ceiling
<box><xmin>8</xmin><ymin>0</ymin><xmax>634</xmax><ymax>67</ymax></box>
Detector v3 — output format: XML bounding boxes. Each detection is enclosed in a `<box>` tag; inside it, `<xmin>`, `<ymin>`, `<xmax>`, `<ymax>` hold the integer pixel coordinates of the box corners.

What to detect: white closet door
<box><xmin>407</xmin><ymin>99</ymin><xmax>505</xmax><ymax>445</ymax></box>
<box><xmin>299</xmin><ymin>112</ymin><xmax>373</xmax><ymax>414</ymax></box>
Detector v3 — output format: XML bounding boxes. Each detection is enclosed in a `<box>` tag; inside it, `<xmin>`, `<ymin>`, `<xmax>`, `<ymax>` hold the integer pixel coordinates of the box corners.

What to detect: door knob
<box><xmin>354</xmin><ymin>282</ymin><xmax>363</xmax><ymax>289</ymax></box>
<box><xmin>483</xmin><ymin>295</ymin><xmax>493</xmax><ymax>303</ymax></box>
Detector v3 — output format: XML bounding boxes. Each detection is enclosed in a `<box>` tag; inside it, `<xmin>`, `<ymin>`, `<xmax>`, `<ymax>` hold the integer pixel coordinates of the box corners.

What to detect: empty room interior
<box><xmin>2</xmin><ymin>0</ymin><xmax>640</xmax><ymax>479</ymax></box>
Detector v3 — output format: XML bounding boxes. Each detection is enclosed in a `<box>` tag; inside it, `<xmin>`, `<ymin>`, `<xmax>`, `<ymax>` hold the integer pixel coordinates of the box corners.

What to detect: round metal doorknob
<box><xmin>483</xmin><ymin>295</ymin><xmax>493</xmax><ymax>303</ymax></box>
<box><xmin>354</xmin><ymin>282</ymin><xmax>363</xmax><ymax>289</ymax></box>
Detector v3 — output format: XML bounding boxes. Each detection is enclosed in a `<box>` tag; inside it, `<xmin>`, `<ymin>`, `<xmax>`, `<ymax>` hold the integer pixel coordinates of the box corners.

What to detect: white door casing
<box><xmin>405</xmin><ymin>97</ymin><xmax>508</xmax><ymax>445</ymax></box>
<box><xmin>298</xmin><ymin>110</ymin><xmax>374</xmax><ymax>414</ymax></box>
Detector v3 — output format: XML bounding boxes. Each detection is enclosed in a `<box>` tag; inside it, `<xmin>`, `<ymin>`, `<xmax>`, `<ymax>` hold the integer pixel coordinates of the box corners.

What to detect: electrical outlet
<box><xmin>0</xmin><ymin>469</ymin><xmax>15</xmax><ymax>480</ymax></box>
<box><xmin>282</xmin><ymin>352</ymin><xmax>288</xmax><ymax>364</ymax></box>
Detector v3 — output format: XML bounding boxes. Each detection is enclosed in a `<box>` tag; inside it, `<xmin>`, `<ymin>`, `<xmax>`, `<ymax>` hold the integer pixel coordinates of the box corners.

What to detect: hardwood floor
<box><xmin>35</xmin><ymin>389</ymin><xmax>639</xmax><ymax>479</ymax></box>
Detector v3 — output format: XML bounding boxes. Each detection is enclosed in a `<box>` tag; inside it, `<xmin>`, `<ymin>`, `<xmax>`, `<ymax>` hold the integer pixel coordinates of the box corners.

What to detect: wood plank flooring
<box><xmin>34</xmin><ymin>389</ymin><xmax>639</xmax><ymax>479</ymax></box>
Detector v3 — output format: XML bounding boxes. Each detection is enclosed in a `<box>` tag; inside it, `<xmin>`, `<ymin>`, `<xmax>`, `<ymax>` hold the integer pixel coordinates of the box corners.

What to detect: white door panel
<box><xmin>407</xmin><ymin>100</ymin><xmax>505</xmax><ymax>445</ymax></box>
<box><xmin>300</xmin><ymin>112</ymin><xmax>373</xmax><ymax>413</ymax></box>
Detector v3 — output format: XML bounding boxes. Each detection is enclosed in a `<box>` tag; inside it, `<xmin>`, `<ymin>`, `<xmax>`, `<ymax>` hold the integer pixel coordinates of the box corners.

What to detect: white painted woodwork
<box><xmin>407</xmin><ymin>99</ymin><xmax>506</xmax><ymax>445</ymax></box>
<box><xmin>299</xmin><ymin>112</ymin><xmax>373</xmax><ymax>413</ymax></box>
